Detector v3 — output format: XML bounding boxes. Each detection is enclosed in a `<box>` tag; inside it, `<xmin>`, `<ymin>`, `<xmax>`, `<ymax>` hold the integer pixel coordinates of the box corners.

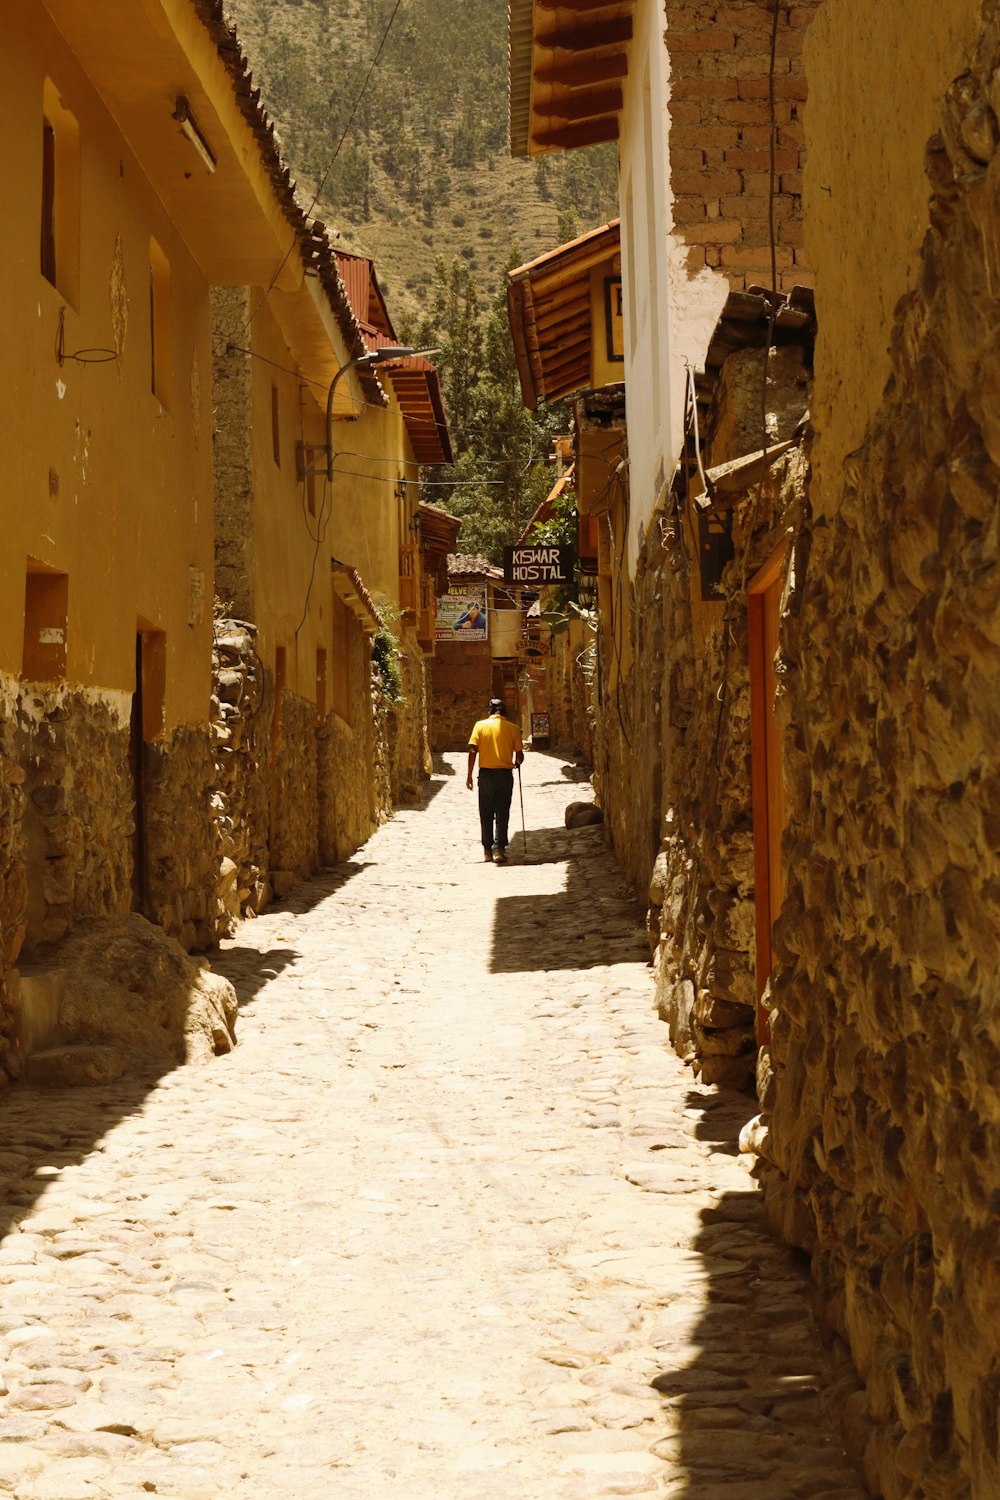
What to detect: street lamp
<box><xmin>323</xmin><ymin>345</ymin><xmax>438</xmax><ymax>481</ymax></box>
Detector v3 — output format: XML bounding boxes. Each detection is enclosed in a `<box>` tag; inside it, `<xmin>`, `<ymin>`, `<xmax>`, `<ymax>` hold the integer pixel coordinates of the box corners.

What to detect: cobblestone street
<box><xmin>0</xmin><ymin>751</ymin><xmax>864</xmax><ymax>1500</ymax></box>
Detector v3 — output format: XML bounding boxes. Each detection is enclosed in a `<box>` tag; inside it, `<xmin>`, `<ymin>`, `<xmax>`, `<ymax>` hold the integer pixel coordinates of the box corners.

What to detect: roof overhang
<box><xmin>509</xmin><ymin>0</ymin><xmax>634</xmax><ymax>158</ymax></box>
<box><xmin>387</xmin><ymin>360</ymin><xmax>454</xmax><ymax>466</ymax></box>
<box><xmin>44</xmin><ymin>0</ymin><xmax>299</xmax><ymax>287</ymax></box>
<box><xmin>331</xmin><ymin>561</ymin><xmax>383</xmax><ymax>635</ymax></box>
<box><xmin>508</xmin><ymin>220</ymin><xmax>621</xmax><ymax>409</ymax></box>
<box><xmin>418</xmin><ymin>502</ymin><xmax>461</xmax><ymax>593</ymax></box>
<box><xmin>334</xmin><ymin>257</ymin><xmax>454</xmax><ymax>463</ymax></box>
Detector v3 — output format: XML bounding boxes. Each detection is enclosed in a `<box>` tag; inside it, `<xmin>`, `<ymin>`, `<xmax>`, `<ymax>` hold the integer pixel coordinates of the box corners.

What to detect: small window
<box><xmin>40</xmin><ymin>120</ymin><xmax>56</xmax><ymax>285</ymax></box>
<box><xmin>40</xmin><ymin>81</ymin><xmax>80</xmax><ymax>305</ymax></box>
<box><xmin>23</xmin><ymin>561</ymin><xmax>68</xmax><ymax>681</ymax></box>
<box><xmin>149</xmin><ymin>238</ymin><xmax>172</xmax><ymax>405</ymax></box>
<box><xmin>271</xmin><ymin>384</ymin><xmax>281</xmax><ymax>466</ymax></box>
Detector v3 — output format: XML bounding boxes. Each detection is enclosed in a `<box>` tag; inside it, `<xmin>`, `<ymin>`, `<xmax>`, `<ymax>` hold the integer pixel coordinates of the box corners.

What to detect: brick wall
<box><xmin>666</xmin><ymin>1</ymin><xmax>820</xmax><ymax>291</ymax></box>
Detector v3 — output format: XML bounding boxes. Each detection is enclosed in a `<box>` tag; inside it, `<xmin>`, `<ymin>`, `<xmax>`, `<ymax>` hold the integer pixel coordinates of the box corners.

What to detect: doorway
<box><xmin>131</xmin><ymin>627</ymin><xmax>166</xmax><ymax>914</ymax></box>
<box><xmin>747</xmin><ymin>539</ymin><xmax>789</xmax><ymax>1042</ymax></box>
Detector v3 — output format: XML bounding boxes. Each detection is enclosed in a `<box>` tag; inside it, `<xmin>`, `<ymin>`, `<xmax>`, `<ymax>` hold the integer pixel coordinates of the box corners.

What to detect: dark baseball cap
<box><xmin>488</xmin><ymin>697</ymin><xmax>506</xmax><ymax>713</ymax></box>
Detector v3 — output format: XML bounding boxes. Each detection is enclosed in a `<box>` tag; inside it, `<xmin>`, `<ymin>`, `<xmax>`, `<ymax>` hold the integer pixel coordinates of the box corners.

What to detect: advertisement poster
<box><xmin>435</xmin><ymin>586</ymin><xmax>488</xmax><ymax>642</ymax></box>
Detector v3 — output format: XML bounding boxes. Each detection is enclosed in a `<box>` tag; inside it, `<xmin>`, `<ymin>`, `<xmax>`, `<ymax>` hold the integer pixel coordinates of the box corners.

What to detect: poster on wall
<box><xmin>435</xmin><ymin>586</ymin><xmax>488</xmax><ymax>642</ymax></box>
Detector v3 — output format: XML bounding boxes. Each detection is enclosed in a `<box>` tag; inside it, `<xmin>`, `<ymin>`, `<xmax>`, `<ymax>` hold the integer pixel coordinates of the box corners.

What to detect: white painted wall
<box><xmin>617</xmin><ymin>0</ymin><xmax>728</xmax><ymax>574</ymax></box>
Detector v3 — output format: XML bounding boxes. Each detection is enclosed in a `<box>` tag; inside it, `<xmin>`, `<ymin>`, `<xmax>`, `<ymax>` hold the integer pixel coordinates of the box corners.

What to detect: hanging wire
<box><xmin>243</xmin><ymin>0</ymin><xmax>406</xmax><ymax>335</ymax></box>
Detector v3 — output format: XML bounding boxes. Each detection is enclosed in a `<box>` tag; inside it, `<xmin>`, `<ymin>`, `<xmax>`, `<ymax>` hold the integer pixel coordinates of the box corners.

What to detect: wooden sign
<box><xmin>503</xmin><ymin>544</ymin><xmax>574</xmax><ymax>585</ymax></box>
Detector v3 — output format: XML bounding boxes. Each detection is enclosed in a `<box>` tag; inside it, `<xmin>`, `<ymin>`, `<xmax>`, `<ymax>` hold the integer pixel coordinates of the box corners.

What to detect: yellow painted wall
<box><xmin>1</xmin><ymin>2</ymin><xmax>215</xmax><ymax>729</ymax></box>
<box><xmin>589</xmin><ymin>261</ymin><xmax>625</xmax><ymax>392</ymax></box>
<box><xmin>803</xmin><ymin>0</ymin><xmax>981</xmax><ymax>516</ymax></box>
<box><xmin>246</xmin><ymin>303</ymin><xmax>419</xmax><ymax>705</ymax></box>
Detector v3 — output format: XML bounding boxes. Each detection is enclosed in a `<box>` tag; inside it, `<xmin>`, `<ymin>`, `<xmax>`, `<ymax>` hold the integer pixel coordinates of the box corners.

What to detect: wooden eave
<box><xmin>507</xmin><ymin>219</ymin><xmax>620</xmax><ymax>411</ymax></box>
<box><xmin>509</xmin><ymin>0</ymin><xmax>634</xmax><ymax>158</ymax></box>
<box><xmin>386</xmin><ymin>360</ymin><xmax>453</xmax><ymax>467</ymax></box>
<box><xmin>331</xmin><ymin>562</ymin><xmax>383</xmax><ymax>635</ymax></box>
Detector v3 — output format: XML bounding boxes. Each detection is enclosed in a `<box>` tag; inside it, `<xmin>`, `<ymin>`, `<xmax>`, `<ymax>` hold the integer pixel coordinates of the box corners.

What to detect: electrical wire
<box><xmin>709</xmin><ymin>0</ymin><xmax>782</xmax><ymax>775</ymax></box>
<box><xmin>243</xmin><ymin>0</ymin><xmax>406</xmax><ymax>335</ymax></box>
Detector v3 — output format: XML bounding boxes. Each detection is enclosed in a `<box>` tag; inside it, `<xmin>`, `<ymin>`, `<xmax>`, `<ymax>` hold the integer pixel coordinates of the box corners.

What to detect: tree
<box><xmin>407</xmin><ymin>249</ymin><xmax>567</xmax><ymax>563</ymax></box>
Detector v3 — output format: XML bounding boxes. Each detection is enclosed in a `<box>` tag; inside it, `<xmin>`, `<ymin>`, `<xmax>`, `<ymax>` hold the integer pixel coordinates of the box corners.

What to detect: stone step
<box><xmin>9</xmin><ymin>964</ymin><xmax>69</xmax><ymax>1058</ymax></box>
<box><xmin>24</xmin><ymin>1044</ymin><xmax>127</xmax><ymax>1087</ymax></box>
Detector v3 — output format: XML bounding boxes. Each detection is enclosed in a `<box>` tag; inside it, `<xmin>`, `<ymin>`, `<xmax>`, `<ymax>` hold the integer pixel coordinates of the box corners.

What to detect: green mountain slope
<box><xmin>224</xmin><ymin>0</ymin><xmax>619</xmax><ymax>325</ymax></box>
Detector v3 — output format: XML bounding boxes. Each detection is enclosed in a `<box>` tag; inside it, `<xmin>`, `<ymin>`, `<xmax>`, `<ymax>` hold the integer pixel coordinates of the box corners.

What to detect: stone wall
<box><xmin>212</xmin><ymin>617</ymin><xmax>270</xmax><ymax>924</ymax></box>
<box><xmin>545</xmin><ymin>621</ymin><xmax>592</xmax><ymax>756</ymax></box>
<box><xmin>655</xmin><ymin>448</ymin><xmax>806</xmax><ymax>1091</ymax></box>
<box><xmin>144</xmin><ymin>723</ymin><xmax>223</xmax><ymax>952</ymax></box>
<box><xmin>665</xmin><ymin>0</ymin><xmax>820</xmax><ymax>291</ymax></box>
<box><xmin>318</xmin><ymin>631</ymin><xmax>390</xmax><ymax>866</ymax></box>
<box><xmin>589</xmin><ymin>344</ymin><xmax>809</xmax><ymax>1090</ymax></box>
<box><xmin>16</xmin><ymin>685</ymin><xmax>133</xmax><ymax>955</ymax></box>
<box><xmin>0</xmin><ymin>676</ymin><xmax>26</xmax><ymax>1083</ymax></box>
<box><xmin>431</xmin><ymin>640</ymin><xmax>494</xmax><ymax>750</ymax></box>
<box><xmin>761</xmin><ymin>34</ymin><xmax>1000</xmax><ymax>1500</ymax></box>
<box><xmin>210</xmin><ymin>287</ymin><xmax>255</xmax><ymax>621</ymax></box>
<box><xmin>388</xmin><ymin>632</ymin><xmax>432</xmax><ymax>800</ymax></box>
<box><xmin>271</xmin><ymin>688</ymin><xmax>320</xmax><ymax>887</ymax></box>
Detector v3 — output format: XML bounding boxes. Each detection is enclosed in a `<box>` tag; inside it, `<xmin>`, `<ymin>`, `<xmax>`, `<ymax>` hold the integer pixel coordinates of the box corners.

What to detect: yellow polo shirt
<box><xmin>469</xmin><ymin>713</ymin><xmax>523</xmax><ymax>769</ymax></box>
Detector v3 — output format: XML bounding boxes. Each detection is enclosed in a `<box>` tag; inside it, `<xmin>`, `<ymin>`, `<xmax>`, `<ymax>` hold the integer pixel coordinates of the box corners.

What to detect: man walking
<box><xmin>467</xmin><ymin>698</ymin><xmax>524</xmax><ymax>864</ymax></box>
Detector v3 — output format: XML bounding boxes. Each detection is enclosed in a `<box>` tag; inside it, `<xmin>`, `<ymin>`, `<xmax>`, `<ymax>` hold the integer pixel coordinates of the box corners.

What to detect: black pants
<box><xmin>478</xmin><ymin>767</ymin><xmax>514</xmax><ymax>852</ymax></box>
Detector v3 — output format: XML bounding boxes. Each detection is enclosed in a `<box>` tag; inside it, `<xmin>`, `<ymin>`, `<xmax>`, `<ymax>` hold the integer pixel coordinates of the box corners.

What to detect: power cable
<box><xmin>243</xmin><ymin>0</ymin><xmax>406</xmax><ymax>334</ymax></box>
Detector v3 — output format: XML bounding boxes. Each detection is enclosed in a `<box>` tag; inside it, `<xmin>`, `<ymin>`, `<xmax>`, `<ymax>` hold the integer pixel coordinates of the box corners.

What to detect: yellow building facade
<box><xmin>0</xmin><ymin>0</ymin><xmax>450</xmax><ymax>1078</ymax></box>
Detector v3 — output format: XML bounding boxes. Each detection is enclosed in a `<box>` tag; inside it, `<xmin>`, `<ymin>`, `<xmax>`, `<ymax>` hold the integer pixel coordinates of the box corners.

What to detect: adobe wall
<box><xmin>760</xmin><ymin>19</ymin><xmax>1000</xmax><ymax>1498</ymax></box>
<box><xmin>665</xmin><ymin>0</ymin><xmax>821</xmax><ymax>292</ymax></box>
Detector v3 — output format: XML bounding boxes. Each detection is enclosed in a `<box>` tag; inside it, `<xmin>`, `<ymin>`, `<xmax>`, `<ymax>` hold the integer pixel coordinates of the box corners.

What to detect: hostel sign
<box><xmin>503</xmin><ymin>544</ymin><xmax>574</xmax><ymax>585</ymax></box>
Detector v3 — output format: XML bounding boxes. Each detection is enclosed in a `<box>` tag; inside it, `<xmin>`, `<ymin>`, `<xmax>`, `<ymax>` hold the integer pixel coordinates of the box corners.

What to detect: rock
<box><xmin>739</xmin><ymin>1113</ymin><xmax>772</xmax><ymax>1160</ymax></box>
<box><xmin>566</xmin><ymin>801</ymin><xmax>604</xmax><ymax>829</ymax></box>
<box><xmin>19</xmin><ymin>913</ymin><xmax>236</xmax><ymax>1072</ymax></box>
<box><xmin>24</xmin><ymin>1046</ymin><xmax>126</xmax><ymax>1088</ymax></box>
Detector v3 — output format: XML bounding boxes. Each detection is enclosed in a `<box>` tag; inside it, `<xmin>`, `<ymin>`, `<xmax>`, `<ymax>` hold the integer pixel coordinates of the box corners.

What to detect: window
<box><xmin>23</xmin><ymin>561</ymin><xmax>68</xmax><ymax>681</ymax></box>
<box><xmin>149</xmin><ymin>238</ymin><xmax>172</xmax><ymax>405</ymax></box>
<box><xmin>40</xmin><ymin>81</ymin><xmax>80</xmax><ymax>304</ymax></box>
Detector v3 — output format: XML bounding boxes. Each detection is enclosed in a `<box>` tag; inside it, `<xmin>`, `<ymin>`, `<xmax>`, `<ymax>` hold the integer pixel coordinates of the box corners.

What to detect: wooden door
<box><xmin>748</xmin><ymin>540</ymin><xmax>789</xmax><ymax>1041</ymax></box>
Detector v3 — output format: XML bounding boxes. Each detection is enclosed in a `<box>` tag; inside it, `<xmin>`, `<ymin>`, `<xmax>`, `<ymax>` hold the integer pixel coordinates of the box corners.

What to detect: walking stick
<box><xmin>517</xmin><ymin>763</ymin><xmax>527</xmax><ymax>855</ymax></box>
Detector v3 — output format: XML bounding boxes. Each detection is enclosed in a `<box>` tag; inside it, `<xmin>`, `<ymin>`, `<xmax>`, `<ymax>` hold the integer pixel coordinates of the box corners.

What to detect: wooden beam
<box><xmin>536</xmin><ymin>15</ymin><xmax>633</xmax><ymax>51</ymax></box>
<box><xmin>533</xmin><ymin>84</ymin><xmax>622</xmax><ymax>123</ymax></box>
<box><xmin>533</xmin><ymin>52</ymin><xmax>628</xmax><ymax>88</ymax></box>
<box><xmin>529</xmin><ymin>238</ymin><xmax>620</xmax><ymax>290</ymax></box>
<box><xmin>534</xmin><ymin>301</ymin><xmax>591</xmax><ymax>335</ymax></box>
<box><xmin>532</xmin><ymin>116</ymin><xmax>621</xmax><ymax>152</ymax></box>
<box><xmin>536</xmin><ymin>0</ymin><xmax>629</xmax><ymax>11</ymax></box>
<box><xmin>536</xmin><ymin>304</ymin><xmax>590</xmax><ymax>340</ymax></box>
